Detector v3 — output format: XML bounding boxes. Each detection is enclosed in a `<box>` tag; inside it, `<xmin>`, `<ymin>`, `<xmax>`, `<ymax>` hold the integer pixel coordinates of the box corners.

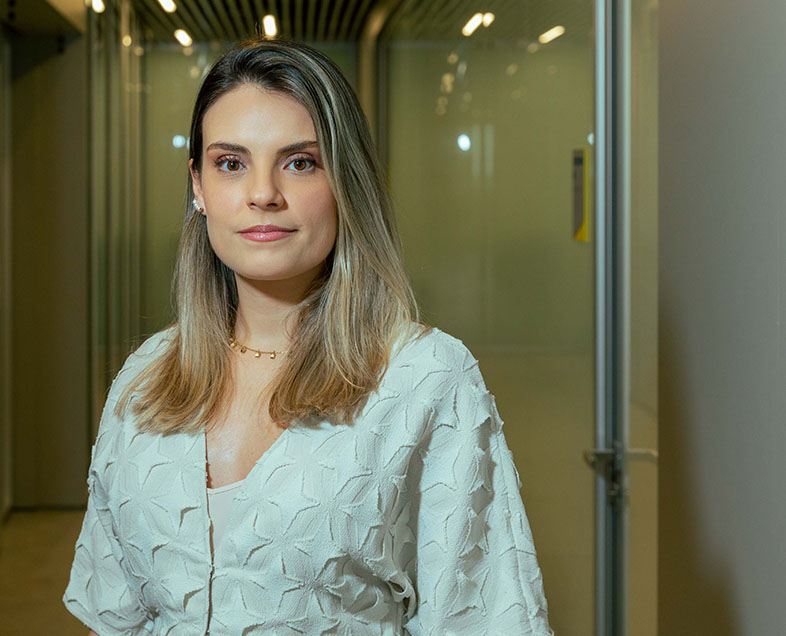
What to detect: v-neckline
<box><xmin>203</xmin><ymin>420</ymin><xmax>292</xmax><ymax>488</ymax></box>
<box><xmin>201</xmin><ymin>423</ymin><xmax>294</xmax><ymax>565</ymax></box>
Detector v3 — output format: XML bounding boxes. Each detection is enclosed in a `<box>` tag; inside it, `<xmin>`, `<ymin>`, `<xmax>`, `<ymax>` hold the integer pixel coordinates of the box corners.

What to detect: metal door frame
<box><xmin>593</xmin><ymin>0</ymin><xmax>631</xmax><ymax>634</ymax></box>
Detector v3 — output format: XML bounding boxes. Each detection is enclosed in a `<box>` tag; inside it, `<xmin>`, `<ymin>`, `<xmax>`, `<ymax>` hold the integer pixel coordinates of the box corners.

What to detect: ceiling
<box><xmin>132</xmin><ymin>0</ymin><xmax>593</xmax><ymax>44</ymax></box>
<box><xmin>387</xmin><ymin>0</ymin><xmax>592</xmax><ymax>42</ymax></box>
<box><xmin>133</xmin><ymin>0</ymin><xmax>380</xmax><ymax>43</ymax></box>
<box><xmin>1</xmin><ymin>0</ymin><xmax>82</xmax><ymax>36</ymax></box>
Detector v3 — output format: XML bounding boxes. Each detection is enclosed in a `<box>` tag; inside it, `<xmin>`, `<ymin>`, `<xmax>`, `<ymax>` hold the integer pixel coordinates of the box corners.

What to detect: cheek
<box><xmin>309</xmin><ymin>187</ymin><xmax>338</xmax><ymax>242</ymax></box>
<box><xmin>203</xmin><ymin>178</ymin><xmax>240</xmax><ymax>208</ymax></box>
<box><xmin>323</xmin><ymin>199</ymin><xmax>339</xmax><ymax>249</ymax></box>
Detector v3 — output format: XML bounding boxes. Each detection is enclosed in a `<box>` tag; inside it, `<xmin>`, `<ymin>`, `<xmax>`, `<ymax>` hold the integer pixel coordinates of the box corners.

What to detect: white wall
<box><xmin>658</xmin><ymin>1</ymin><xmax>786</xmax><ymax>633</ymax></box>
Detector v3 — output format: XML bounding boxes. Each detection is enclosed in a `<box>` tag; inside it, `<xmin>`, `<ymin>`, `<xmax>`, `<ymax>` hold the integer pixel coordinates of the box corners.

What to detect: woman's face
<box><xmin>190</xmin><ymin>84</ymin><xmax>337</xmax><ymax>288</ymax></box>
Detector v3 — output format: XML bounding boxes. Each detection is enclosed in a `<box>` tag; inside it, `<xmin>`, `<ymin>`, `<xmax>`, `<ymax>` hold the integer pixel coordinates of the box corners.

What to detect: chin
<box><xmin>233</xmin><ymin>266</ymin><xmax>321</xmax><ymax>284</ymax></box>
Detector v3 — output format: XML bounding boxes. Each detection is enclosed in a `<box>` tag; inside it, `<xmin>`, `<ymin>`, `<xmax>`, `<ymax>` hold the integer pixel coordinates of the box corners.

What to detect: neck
<box><xmin>232</xmin><ymin>267</ymin><xmax>321</xmax><ymax>349</ymax></box>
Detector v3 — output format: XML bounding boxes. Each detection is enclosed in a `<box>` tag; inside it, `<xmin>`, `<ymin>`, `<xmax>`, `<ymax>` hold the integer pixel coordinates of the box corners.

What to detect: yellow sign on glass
<box><xmin>572</xmin><ymin>148</ymin><xmax>590</xmax><ymax>243</ymax></box>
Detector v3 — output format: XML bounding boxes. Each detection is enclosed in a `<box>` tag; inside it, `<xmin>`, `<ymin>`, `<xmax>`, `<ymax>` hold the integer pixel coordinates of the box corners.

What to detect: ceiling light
<box><xmin>263</xmin><ymin>14</ymin><xmax>277</xmax><ymax>38</ymax></box>
<box><xmin>482</xmin><ymin>12</ymin><xmax>495</xmax><ymax>27</ymax></box>
<box><xmin>174</xmin><ymin>29</ymin><xmax>192</xmax><ymax>47</ymax></box>
<box><xmin>461</xmin><ymin>13</ymin><xmax>483</xmax><ymax>37</ymax></box>
<box><xmin>91</xmin><ymin>0</ymin><xmax>105</xmax><ymax>13</ymax></box>
<box><xmin>538</xmin><ymin>25</ymin><xmax>566</xmax><ymax>44</ymax></box>
<box><xmin>157</xmin><ymin>0</ymin><xmax>176</xmax><ymax>12</ymax></box>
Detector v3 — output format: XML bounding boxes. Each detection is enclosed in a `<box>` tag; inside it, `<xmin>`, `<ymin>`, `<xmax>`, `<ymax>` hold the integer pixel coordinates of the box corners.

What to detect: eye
<box><xmin>286</xmin><ymin>156</ymin><xmax>316</xmax><ymax>172</ymax></box>
<box><xmin>215</xmin><ymin>156</ymin><xmax>245</xmax><ymax>172</ymax></box>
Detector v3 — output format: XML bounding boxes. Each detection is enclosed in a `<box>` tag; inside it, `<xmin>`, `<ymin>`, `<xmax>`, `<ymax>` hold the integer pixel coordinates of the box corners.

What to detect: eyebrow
<box><xmin>204</xmin><ymin>140</ymin><xmax>319</xmax><ymax>155</ymax></box>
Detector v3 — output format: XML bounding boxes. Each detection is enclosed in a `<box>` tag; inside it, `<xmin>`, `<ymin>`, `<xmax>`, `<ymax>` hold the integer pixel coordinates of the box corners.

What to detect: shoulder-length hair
<box><xmin>116</xmin><ymin>37</ymin><xmax>425</xmax><ymax>433</ymax></box>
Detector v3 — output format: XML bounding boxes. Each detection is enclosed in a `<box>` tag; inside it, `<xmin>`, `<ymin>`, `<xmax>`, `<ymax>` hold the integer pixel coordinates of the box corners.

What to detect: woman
<box><xmin>64</xmin><ymin>38</ymin><xmax>552</xmax><ymax>635</ymax></box>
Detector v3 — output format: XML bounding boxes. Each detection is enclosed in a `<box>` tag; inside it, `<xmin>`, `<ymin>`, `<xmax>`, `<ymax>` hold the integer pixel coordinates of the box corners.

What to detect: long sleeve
<box><xmin>400</xmin><ymin>368</ymin><xmax>553</xmax><ymax>636</ymax></box>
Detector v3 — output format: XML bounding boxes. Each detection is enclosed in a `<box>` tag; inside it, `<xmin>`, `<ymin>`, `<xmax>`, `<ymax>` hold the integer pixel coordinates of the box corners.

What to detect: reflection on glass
<box><xmin>383</xmin><ymin>2</ymin><xmax>595</xmax><ymax>633</ymax></box>
<box><xmin>462</xmin><ymin>13</ymin><xmax>484</xmax><ymax>37</ymax></box>
<box><xmin>539</xmin><ymin>25</ymin><xmax>566</xmax><ymax>44</ymax></box>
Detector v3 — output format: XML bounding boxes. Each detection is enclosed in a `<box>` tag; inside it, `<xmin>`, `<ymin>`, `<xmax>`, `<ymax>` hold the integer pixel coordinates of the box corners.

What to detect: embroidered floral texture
<box><xmin>64</xmin><ymin>326</ymin><xmax>553</xmax><ymax>636</ymax></box>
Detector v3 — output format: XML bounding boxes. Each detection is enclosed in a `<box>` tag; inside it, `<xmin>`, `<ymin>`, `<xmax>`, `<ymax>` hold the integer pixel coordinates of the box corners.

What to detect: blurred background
<box><xmin>1</xmin><ymin>1</ymin><xmax>784</xmax><ymax>635</ymax></box>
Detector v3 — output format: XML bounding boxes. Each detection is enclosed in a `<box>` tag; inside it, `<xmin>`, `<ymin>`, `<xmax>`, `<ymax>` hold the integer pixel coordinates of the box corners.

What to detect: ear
<box><xmin>189</xmin><ymin>158</ymin><xmax>205</xmax><ymax>214</ymax></box>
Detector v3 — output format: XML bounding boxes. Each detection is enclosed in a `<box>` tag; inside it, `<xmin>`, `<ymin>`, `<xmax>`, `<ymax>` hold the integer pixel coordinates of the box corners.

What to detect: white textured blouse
<box><xmin>64</xmin><ymin>325</ymin><xmax>553</xmax><ymax>636</ymax></box>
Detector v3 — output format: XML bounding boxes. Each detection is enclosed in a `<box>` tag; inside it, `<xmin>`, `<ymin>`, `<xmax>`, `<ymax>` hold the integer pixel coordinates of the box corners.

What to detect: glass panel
<box><xmin>87</xmin><ymin>0</ymin><xmax>146</xmax><ymax>436</ymax></box>
<box><xmin>141</xmin><ymin>41</ymin><xmax>222</xmax><ymax>337</ymax></box>
<box><xmin>627</xmin><ymin>0</ymin><xmax>658</xmax><ymax>634</ymax></box>
<box><xmin>383</xmin><ymin>3</ymin><xmax>595</xmax><ymax>633</ymax></box>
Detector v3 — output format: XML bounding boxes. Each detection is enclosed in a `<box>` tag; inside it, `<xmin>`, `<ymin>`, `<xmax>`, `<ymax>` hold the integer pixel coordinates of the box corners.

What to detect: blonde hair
<box><xmin>116</xmin><ymin>38</ymin><xmax>426</xmax><ymax>433</ymax></box>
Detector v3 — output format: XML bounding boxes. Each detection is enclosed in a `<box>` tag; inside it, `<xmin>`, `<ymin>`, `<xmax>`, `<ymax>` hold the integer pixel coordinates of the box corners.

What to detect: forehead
<box><xmin>201</xmin><ymin>84</ymin><xmax>316</xmax><ymax>145</ymax></box>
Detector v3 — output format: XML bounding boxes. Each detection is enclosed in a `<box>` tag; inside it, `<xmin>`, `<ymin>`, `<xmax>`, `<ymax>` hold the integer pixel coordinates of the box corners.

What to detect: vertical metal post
<box><xmin>594</xmin><ymin>0</ymin><xmax>631</xmax><ymax>634</ymax></box>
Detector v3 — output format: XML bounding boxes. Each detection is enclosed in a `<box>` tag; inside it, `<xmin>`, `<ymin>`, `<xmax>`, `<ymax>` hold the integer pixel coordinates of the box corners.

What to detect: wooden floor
<box><xmin>0</xmin><ymin>510</ymin><xmax>88</xmax><ymax>636</ymax></box>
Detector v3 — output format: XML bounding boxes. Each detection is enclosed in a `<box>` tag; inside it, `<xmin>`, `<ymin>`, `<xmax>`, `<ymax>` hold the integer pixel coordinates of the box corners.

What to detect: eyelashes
<box><xmin>286</xmin><ymin>157</ymin><xmax>316</xmax><ymax>172</ymax></box>
<box><xmin>214</xmin><ymin>156</ymin><xmax>244</xmax><ymax>172</ymax></box>
<box><xmin>213</xmin><ymin>154</ymin><xmax>317</xmax><ymax>174</ymax></box>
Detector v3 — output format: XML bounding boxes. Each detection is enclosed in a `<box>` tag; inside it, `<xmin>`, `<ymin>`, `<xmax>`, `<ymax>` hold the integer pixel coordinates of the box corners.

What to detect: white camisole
<box><xmin>207</xmin><ymin>480</ymin><xmax>243</xmax><ymax>554</ymax></box>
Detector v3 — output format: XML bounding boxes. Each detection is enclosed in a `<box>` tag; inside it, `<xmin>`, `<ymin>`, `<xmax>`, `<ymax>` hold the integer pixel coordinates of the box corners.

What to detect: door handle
<box><xmin>583</xmin><ymin>444</ymin><xmax>658</xmax><ymax>505</ymax></box>
<box><xmin>583</xmin><ymin>446</ymin><xmax>658</xmax><ymax>472</ymax></box>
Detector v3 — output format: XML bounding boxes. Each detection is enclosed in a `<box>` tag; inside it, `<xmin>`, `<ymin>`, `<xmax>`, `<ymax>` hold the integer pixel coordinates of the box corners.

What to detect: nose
<box><xmin>247</xmin><ymin>166</ymin><xmax>284</xmax><ymax>210</ymax></box>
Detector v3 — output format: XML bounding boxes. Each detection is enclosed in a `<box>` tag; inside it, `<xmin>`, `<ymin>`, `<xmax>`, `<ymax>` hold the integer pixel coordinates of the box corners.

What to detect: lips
<box><xmin>240</xmin><ymin>224</ymin><xmax>294</xmax><ymax>233</ymax></box>
<box><xmin>238</xmin><ymin>224</ymin><xmax>296</xmax><ymax>243</ymax></box>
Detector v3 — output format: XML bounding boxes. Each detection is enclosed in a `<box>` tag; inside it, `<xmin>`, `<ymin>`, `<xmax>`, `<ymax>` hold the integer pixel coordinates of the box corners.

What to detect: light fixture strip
<box><xmin>263</xmin><ymin>14</ymin><xmax>277</xmax><ymax>38</ymax></box>
<box><xmin>174</xmin><ymin>28</ymin><xmax>192</xmax><ymax>46</ymax></box>
<box><xmin>461</xmin><ymin>13</ymin><xmax>484</xmax><ymax>37</ymax></box>
<box><xmin>539</xmin><ymin>25</ymin><xmax>566</xmax><ymax>44</ymax></box>
<box><xmin>156</xmin><ymin>0</ymin><xmax>177</xmax><ymax>13</ymax></box>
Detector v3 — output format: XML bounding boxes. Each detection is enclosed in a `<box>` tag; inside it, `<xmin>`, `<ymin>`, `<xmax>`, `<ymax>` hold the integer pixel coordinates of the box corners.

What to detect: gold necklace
<box><xmin>229</xmin><ymin>335</ymin><xmax>287</xmax><ymax>360</ymax></box>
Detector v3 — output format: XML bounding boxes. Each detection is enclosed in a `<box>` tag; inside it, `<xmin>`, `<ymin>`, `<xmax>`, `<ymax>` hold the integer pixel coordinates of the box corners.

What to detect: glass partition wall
<box><xmin>382</xmin><ymin>4</ymin><xmax>596</xmax><ymax>633</ymax></box>
<box><xmin>87</xmin><ymin>1</ymin><xmax>657</xmax><ymax>634</ymax></box>
<box><xmin>87</xmin><ymin>0</ymin><xmax>145</xmax><ymax>437</ymax></box>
